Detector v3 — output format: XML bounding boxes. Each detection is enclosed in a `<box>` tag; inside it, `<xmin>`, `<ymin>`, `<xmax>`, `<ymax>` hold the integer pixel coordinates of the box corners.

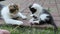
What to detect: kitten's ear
<box><xmin>15</xmin><ymin>4</ymin><xmax>20</xmax><ymax>11</ymax></box>
<box><xmin>15</xmin><ymin>4</ymin><xmax>20</xmax><ymax>8</ymax></box>
<box><xmin>14</xmin><ymin>4</ymin><xmax>20</xmax><ymax>10</ymax></box>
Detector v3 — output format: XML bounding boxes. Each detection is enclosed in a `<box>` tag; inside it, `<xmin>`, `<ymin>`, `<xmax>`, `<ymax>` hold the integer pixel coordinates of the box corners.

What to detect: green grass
<box><xmin>0</xmin><ymin>25</ymin><xmax>60</xmax><ymax>34</ymax></box>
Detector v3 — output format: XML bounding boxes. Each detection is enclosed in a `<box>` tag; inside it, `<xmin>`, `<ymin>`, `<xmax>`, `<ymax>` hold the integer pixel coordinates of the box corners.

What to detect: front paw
<box><xmin>29</xmin><ymin>20</ymin><xmax>39</xmax><ymax>25</ymax></box>
<box><xmin>17</xmin><ymin>21</ymin><xmax>23</xmax><ymax>25</ymax></box>
<box><xmin>29</xmin><ymin>21</ymin><xmax>35</xmax><ymax>25</ymax></box>
<box><xmin>22</xmin><ymin>18</ymin><xmax>27</xmax><ymax>20</ymax></box>
<box><xmin>22</xmin><ymin>16</ymin><xmax>27</xmax><ymax>20</ymax></box>
<box><xmin>29</xmin><ymin>20</ymin><xmax>35</xmax><ymax>24</ymax></box>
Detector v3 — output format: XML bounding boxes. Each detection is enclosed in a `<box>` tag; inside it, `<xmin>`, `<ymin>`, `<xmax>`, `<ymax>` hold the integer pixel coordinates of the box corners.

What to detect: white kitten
<box><xmin>1</xmin><ymin>4</ymin><xmax>27</xmax><ymax>25</ymax></box>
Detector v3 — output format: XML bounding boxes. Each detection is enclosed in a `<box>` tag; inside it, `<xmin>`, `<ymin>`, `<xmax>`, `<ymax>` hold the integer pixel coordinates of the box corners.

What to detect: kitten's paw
<box><xmin>29</xmin><ymin>20</ymin><xmax>35</xmax><ymax>24</ymax></box>
<box><xmin>17</xmin><ymin>21</ymin><xmax>23</xmax><ymax>25</ymax></box>
<box><xmin>22</xmin><ymin>16</ymin><xmax>27</xmax><ymax>20</ymax></box>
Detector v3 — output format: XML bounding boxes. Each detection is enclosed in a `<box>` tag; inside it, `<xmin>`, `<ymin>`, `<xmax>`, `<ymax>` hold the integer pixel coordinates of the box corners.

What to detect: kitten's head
<box><xmin>29</xmin><ymin>3</ymin><xmax>42</xmax><ymax>17</ymax></box>
<box><xmin>9</xmin><ymin>4</ymin><xmax>19</xmax><ymax>14</ymax></box>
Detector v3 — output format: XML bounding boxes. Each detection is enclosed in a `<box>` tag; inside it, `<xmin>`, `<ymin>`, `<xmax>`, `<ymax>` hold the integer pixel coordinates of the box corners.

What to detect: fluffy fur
<box><xmin>29</xmin><ymin>3</ymin><xmax>57</xmax><ymax>34</ymax></box>
<box><xmin>1</xmin><ymin>4</ymin><xmax>27</xmax><ymax>25</ymax></box>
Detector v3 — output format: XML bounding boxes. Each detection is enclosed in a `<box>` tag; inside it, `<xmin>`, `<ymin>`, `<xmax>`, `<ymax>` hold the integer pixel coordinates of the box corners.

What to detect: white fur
<box><xmin>17</xmin><ymin>12</ymin><xmax>27</xmax><ymax>19</ymax></box>
<box><xmin>29</xmin><ymin>18</ymin><xmax>39</xmax><ymax>24</ymax></box>
<box><xmin>31</xmin><ymin>3</ymin><xmax>43</xmax><ymax>10</ymax></box>
<box><xmin>31</xmin><ymin>3</ymin><xmax>43</xmax><ymax>13</ymax></box>
<box><xmin>39</xmin><ymin>14</ymin><xmax>49</xmax><ymax>21</ymax></box>
<box><xmin>1</xmin><ymin>5</ymin><xmax>27</xmax><ymax>25</ymax></box>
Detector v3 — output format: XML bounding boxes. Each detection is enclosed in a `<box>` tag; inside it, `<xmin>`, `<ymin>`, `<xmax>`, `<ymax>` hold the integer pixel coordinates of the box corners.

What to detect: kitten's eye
<box><xmin>13</xmin><ymin>5</ymin><xmax>19</xmax><ymax>10</ymax></box>
<box><xmin>14</xmin><ymin>5</ymin><xmax>17</xmax><ymax>8</ymax></box>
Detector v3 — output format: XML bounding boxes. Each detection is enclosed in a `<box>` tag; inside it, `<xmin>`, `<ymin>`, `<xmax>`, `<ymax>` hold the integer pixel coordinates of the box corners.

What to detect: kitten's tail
<box><xmin>51</xmin><ymin>20</ymin><xmax>58</xmax><ymax>34</ymax></box>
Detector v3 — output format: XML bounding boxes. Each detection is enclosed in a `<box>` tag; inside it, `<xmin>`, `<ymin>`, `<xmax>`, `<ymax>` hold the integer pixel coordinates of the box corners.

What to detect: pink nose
<box><xmin>0</xmin><ymin>30</ymin><xmax>10</xmax><ymax>34</ymax></box>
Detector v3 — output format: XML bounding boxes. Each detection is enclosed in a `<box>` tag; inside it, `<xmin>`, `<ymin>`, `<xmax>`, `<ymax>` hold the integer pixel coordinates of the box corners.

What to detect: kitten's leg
<box><xmin>4</xmin><ymin>19</ymin><xmax>23</xmax><ymax>25</ymax></box>
<box><xmin>17</xmin><ymin>13</ymin><xmax>27</xmax><ymax>19</ymax></box>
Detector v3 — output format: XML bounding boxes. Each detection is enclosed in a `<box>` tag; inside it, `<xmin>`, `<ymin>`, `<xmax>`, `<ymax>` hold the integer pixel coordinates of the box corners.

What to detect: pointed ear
<box><xmin>14</xmin><ymin>4</ymin><xmax>20</xmax><ymax>8</ymax></box>
<box><xmin>15</xmin><ymin>4</ymin><xmax>19</xmax><ymax>10</ymax></box>
<box><xmin>15</xmin><ymin>4</ymin><xmax>20</xmax><ymax>10</ymax></box>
